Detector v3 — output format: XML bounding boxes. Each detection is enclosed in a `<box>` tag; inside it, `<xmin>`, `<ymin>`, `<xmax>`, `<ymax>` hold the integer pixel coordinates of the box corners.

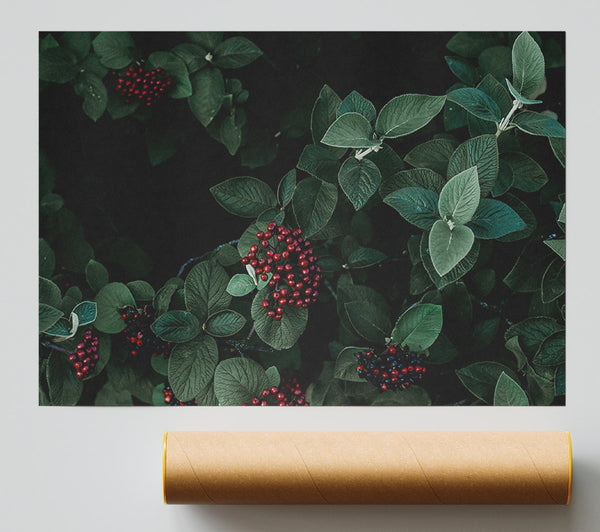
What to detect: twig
<box><xmin>41</xmin><ymin>341</ymin><xmax>73</xmax><ymax>355</ymax></box>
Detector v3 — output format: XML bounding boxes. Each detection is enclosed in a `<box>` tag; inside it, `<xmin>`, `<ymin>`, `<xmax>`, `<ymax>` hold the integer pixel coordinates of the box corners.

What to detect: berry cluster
<box><xmin>121</xmin><ymin>306</ymin><xmax>172</xmax><ymax>358</ymax></box>
<box><xmin>67</xmin><ymin>329</ymin><xmax>99</xmax><ymax>379</ymax></box>
<box><xmin>113</xmin><ymin>64</ymin><xmax>173</xmax><ymax>107</ymax></box>
<box><xmin>243</xmin><ymin>374</ymin><xmax>309</xmax><ymax>406</ymax></box>
<box><xmin>241</xmin><ymin>222</ymin><xmax>322</xmax><ymax>321</ymax></box>
<box><xmin>356</xmin><ymin>346</ymin><xmax>426</xmax><ymax>391</ymax></box>
<box><xmin>163</xmin><ymin>385</ymin><xmax>197</xmax><ymax>406</ymax></box>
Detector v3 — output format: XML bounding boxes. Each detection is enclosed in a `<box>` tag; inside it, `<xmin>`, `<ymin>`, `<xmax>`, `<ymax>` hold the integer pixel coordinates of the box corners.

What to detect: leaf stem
<box><xmin>497</xmin><ymin>99</ymin><xmax>522</xmax><ymax>134</ymax></box>
<box><xmin>323</xmin><ymin>278</ymin><xmax>337</xmax><ymax>300</ymax></box>
<box><xmin>177</xmin><ymin>239</ymin><xmax>241</xmax><ymax>277</ymax></box>
<box><xmin>354</xmin><ymin>145</ymin><xmax>381</xmax><ymax>161</ymax></box>
<box><xmin>41</xmin><ymin>341</ymin><xmax>73</xmax><ymax>355</ymax></box>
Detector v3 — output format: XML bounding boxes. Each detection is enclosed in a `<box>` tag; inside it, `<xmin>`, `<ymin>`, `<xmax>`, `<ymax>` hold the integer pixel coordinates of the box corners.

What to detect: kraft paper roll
<box><xmin>163</xmin><ymin>431</ymin><xmax>572</xmax><ymax>505</ymax></box>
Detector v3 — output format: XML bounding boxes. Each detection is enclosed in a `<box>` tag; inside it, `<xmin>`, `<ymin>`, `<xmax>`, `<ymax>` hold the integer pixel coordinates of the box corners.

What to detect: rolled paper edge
<box><xmin>163</xmin><ymin>431</ymin><xmax>168</xmax><ymax>506</ymax></box>
<box><xmin>567</xmin><ymin>431</ymin><xmax>572</xmax><ymax>505</ymax></box>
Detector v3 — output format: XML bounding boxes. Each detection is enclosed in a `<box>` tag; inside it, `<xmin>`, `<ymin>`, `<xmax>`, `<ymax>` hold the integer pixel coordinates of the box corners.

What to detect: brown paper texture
<box><xmin>163</xmin><ymin>431</ymin><xmax>571</xmax><ymax>505</ymax></box>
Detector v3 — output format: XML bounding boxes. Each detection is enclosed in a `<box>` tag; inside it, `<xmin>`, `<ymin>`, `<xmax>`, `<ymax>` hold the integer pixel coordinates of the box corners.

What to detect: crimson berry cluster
<box><xmin>356</xmin><ymin>346</ymin><xmax>426</xmax><ymax>391</ymax></box>
<box><xmin>163</xmin><ymin>385</ymin><xmax>197</xmax><ymax>406</ymax></box>
<box><xmin>121</xmin><ymin>306</ymin><xmax>172</xmax><ymax>358</ymax></box>
<box><xmin>67</xmin><ymin>329</ymin><xmax>99</xmax><ymax>379</ymax></box>
<box><xmin>243</xmin><ymin>374</ymin><xmax>309</xmax><ymax>406</ymax></box>
<box><xmin>113</xmin><ymin>64</ymin><xmax>173</xmax><ymax>107</ymax></box>
<box><xmin>241</xmin><ymin>222</ymin><xmax>322</xmax><ymax>321</ymax></box>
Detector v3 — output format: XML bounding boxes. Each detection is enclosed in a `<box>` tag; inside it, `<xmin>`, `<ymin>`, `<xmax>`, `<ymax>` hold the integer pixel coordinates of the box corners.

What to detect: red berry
<box><xmin>262</xmin><ymin>300</ymin><xmax>270</xmax><ymax>308</ymax></box>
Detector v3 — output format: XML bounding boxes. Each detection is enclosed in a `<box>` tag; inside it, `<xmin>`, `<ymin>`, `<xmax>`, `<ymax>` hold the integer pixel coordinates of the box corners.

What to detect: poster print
<box><xmin>39</xmin><ymin>31</ymin><xmax>565</xmax><ymax>406</ymax></box>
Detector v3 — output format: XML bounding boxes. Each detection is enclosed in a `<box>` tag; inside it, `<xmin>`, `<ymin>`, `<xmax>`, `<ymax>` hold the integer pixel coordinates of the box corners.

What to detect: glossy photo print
<box><xmin>38</xmin><ymin>31</ymin><xmax>565</xmax><ymax>407</ymax></box>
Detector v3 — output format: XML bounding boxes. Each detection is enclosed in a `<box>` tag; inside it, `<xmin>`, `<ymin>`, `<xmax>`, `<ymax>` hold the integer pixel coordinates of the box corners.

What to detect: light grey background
<box><xmin>3</xmin><ymin>1</ymin><xmax>599</xmax><ymax>530</ymax></box>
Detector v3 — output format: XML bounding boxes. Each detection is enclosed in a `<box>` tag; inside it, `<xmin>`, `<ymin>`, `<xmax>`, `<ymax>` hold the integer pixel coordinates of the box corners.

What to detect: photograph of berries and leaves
<box><xmin>39</xmin><ymin>31</ymin><xmax>565</xmax><ymax>407</ymax></box>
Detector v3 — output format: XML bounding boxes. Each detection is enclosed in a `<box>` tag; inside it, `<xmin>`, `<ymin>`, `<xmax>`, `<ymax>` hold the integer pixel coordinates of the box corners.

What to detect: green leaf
<box><xmin>478</xmin><ymin>46</ymin><xmax>512</xmax><ymax>82</ymax></box>
<box><xmin>204</xmin><ymin>309</ymin><xmax>246</xmax><ymax>337</ymax></box>
<box><xmin>39</xmin><ymin>304</ymin><xmax>63</xmax><ymax>333</ymax></box>
<box><xmin>39</xmin><ymin>276</ymin><xmax>62</xmax><ymax>309</ymax></box>
<box><xmin>526</xmin><ymin>364</ymin><xmax>555</xmax><ymax>405</ymax></box>
<box><xmin>445</xmin><ymin>56</ymin><xmax>480</xmax><ymax>85</ymax></box>
<box><xmin>409</xmin><ymin>263</ymin><xmax>432</xmax><ymax>295</ymax></box>
<box><xmin>512</xmin><ymin>111</ymin><xmax>566</xmax><ymax>138</ymax></box>
<box><xmin>404</xmin><ymin>138</ymin><xmax>457</xmax><ymax>176</ymax></box>
<box><xmin>383</xmin><ymin>187</ymin><xmax>440</xmax><ymax>230</ymax></box>
<box><xmin>46</xmin><ymin>351</ymin><xmax>83</xmax><ymax>405</ymax></box>
<box><xmin>337</xmin><ymin>91</ymin><xmax>376</xmax><ymax>122</ymax></box>
<box><xmin>321</xmin><ymin>112</ymin><xmax>379</xmax><ymax>148</ymax></box>
<box><xmin>380</xmin><ymin>168</ymin><xmax>446</xmax><ymax>198</ymax></box>
<box><xmin>226</xmin><ymin>274</ymin><xmax>256</xmax><ymax>297</ymax></box>
<box><xmin>92</xmin><ymin>31</ymin><xmax>134</xmax><ymax>69</ymax></box>
<box><xmin>168</xmin><ymin>336</ymin><xmax>218</xmax><ymax>402</ymax></box>
<box><xmin>127</xmin><ymin>280</ymin><xmax>155</xmax><ymax>302</ymax></box>
<box><xmin>72</xmin><ymin>301</ymin><xmax>97</xmax><ymax>326</ymax></box>
<box><xmin>74</xmin><ymin>73</ymin><xmax>107</xmax><ymax>122</ymax></box>
<box><xmin>492</xmin><ymin>159</ymin><xmax>514</xmax><ymax>197</ymax></box>
<box><xmin>541</xmin><ymin>258</ymin><xmax>565</xmax><ymax>303</ymax></box>
<box><xmin>467</xmin><ymin>198</ymin><xmax>525</xmax><ymax>239</ymax></box>
<box><xmin>214</xmin><ymin>357</ymin><xmax>270</xmax><ymax>405</ymax></box>
<box><xmin>505</xmin><ymin>336</ymin><xmax>528</xmax><ymax>370</ymax></box>
<box><xmin>456</xmin><ymin>361</ymin><xmax>518</xmax><ymax>404</ymax></box>
<box><xmin>447</xmin><ymin>134</ymin><xmax>498</xmax><ymax>197</ymax></box>
<box><xmin>187</xmin><ymin>31</ymin><xmax>223</xmax><ymax>50</ymax></box>
<box><xmin>446</xmin><ymin>32</ymin><xmax>503</xmax><ymax>58</ymax></box>
<box><xmin>39</xmin><ymin>238</ymin><xmax>55</xmax><ymax>278</ymax></box>
<box><xmin>277</xmin><ymin>169</ymin><xmax>296</xmax><ymax>207</ymax></box>
<box><xmin>85</xmin><ymin>259</ymin><xmax>109</xmax><ymax>293</ymax></box>
<box><xmin>533</xmin><ymin>332</ymin><xmax>565</xmax><ymax>366</ymax></box>
<box><xmin>188</xmin><ymin>68</ymin><xmax>225</xmax><ymax>126</ymax></box>
<box><xmin>549</xmin><ymin>137</ymin><xmax>566</xmax><ymax>168</ymax></box>
<box><xmin>40</xmin><ymin>33</ymin><xmax>59</xmax><ymax>53</ymax></box>
<box><xmin>172</xmin><ymin>42</ymin><xmax>207</xmax><ymax>73</ymax></box>
<box><xmin>477</xmin><ymin>74</ymin><xmax>513</xmax><ymax>115</ymax></box>
<box><xmin>94</xmin><ymin>282</ymin><xmax>135</xmax><ymax>333</ymax></box>
<box><xmin>371</xmin><ymin>386</ymin><xmax>431</xmax><ymax>406</ymax></box>
<box><xmin>338</xmin><ymin>157</ymin><xmax>382</xmax><ymax>210</ymax></box>
<box><xmin>427</xmin><ymin>334</ymin><xmax>458</xmax><ymax>365</ymax></box>
<box><xmin>213</xmin><ymin>37</ymin><xmax>262</xmax><ymax>68</ymax></box>
<box><xmin>44</xmin><ymin>318</ymin><xmax>73</xmax><ymax>338</ymax></box>
<box><xmin>106</xmin><ymin>90</ymin><xmax>139</xmax><ymax>119</ymax></box>
<box><xmin>151</xmin><ymin>310</ymin><xmax>201</xmax><ymax>343</ymax></box>
<box><xmin>493</xmin><ymin>372</ymin><xmax>529</xmax><ymax>406</ymax></box>
<box><xmin>219</xmin><ymin>114</ymin><xmax>243</xmax><ymax>155</ymax></box>
<box><xmin>251</xmin><ymin>288</ymin><xmax>308</xmax><ymax>350</ymax></box>
<box><xmin>297</xmin><ymin>144</ymin><xmax>340</xmax><ymax>184</ymax></box>
<box><xmin>472</xmin><ymin>268</ymin><xmax>496</xmax><ymax>298</ymax></box>
<box><xmin>545</xmin><ymin>239</ymin><xmax>566</xmax><ymax>260</ymax></box>
<box><xmin>429</xmin><ymin>220</ymin><xmax>475</xmax><ymax>277</ymax></box>
<box><xmin>61</xmin><ymin>286</ymin><xmax>82</xmax><ymax>315</ymax></box>
<box><xmin>346</xmin><ymin>247</ymin><xmax>387</xmax><ymax>269</ymax></box>
<box><xmin>40</xmin><ymin>192</ymin><xmax>64</xmax><ymax>214</ymax></box>
<box><xmin>153</xmin><ymin>277</ymin><xmax>183</xmax><ymax>316</ymax></box>
<box><xmin>512</xmin><ymin>31</ymin><xmax>545</xmax><ymax>98</ymax></box>
<box><xmin>39</xmin><ymin>47</ymin><xmax>78</xmax><ymax>83</ymax></box>
<box><xmin>496</xmin><ymin>193</ymin><xmax>536</xmax><ymax>242</ymax></box>
<box><xmin>210</xmin><ymin>176</ymin><xmax>277</xmax><ymax>218</ymax></box>
<box><xmin>148</xmin><ymin>51</ymin><xmax>192</xmax><ymax>98</ymax></box>
<box><xmin>505</xmin><ymin>78</ymin><xmax>543</xmax><ymax>105</ymax></box>
<box><xmin>391</xmin><ymin>303</ymin><xmax>443</xmax><ymax>351</ymax></box>
<box><xmin>375</xmin><ymin>94</ymin><xmax>446</xmax><ymax>138</ymax></box>
<box><xmin>184</xmin><ymin>261</ymin><xmax>231</xmax><ymax>322</ymax></box>
<box><xmin>555</xmin><ymin>365</ymin><xmax>565</xmax><ymax>396</ymax></box>
<box><xmin>420</xmin><ymin>231</ymin><xmax>480</xmax><ymax>288</ymax></box>
<box><xmin>505</xmin><ymin>317</ymin><xmax>564</xmax><ymax>356</ymax></box>
<box><xmin>447</xmin><ymin>88</ymin><xmax>501</xmax><ymax>122</ymax></box>
<box><xmin>260</xmin><ymin>345</ymin><xmax>301</xmax><ymax>372</ymax></box>
<box><xmin>344</xmin><ymin>301</ymin><xmax>391</xmax><ymax>343</ymax></box>
<box><xmin>292</xmin><ymin>177</ymin><xmax>338</xmax><ymax>237</ymax></box>
<box><xmin>334</xmin><ymin>347</ymin><xmax>364</xmax><ymax>382</ymax></box>
<box><xmin>265</xmin><ymin>366</ymin><xmax>281</xmax><ymax>388</ymax></box>
<box><xmin>96</xmin><ymin>381</ymin><xmax>133</xmax><ymax>406</ymax></box>
<box><xmin>438</xmin><ymin>166</ymin><xmax>480</xmax><ymax>224</ymax></box>
<box><xmin>311</xmin><ymin>84</ymin><xmax>345</xmax><ymax>156</ymax></box>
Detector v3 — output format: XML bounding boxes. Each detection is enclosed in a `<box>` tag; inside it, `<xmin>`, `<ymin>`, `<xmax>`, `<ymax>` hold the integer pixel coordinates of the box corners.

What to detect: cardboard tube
<box><xmin>163</xmin><ymin>431</ymin><xmax>572</xmax><ymax>505</ymax></box>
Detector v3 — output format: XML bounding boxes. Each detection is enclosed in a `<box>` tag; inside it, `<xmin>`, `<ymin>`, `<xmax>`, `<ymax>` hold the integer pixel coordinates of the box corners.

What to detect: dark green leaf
<box><xmin>404</xmin><ymin>138</ymin><xmax>457</xmax><ymax>176</ymax></box>
<box><xmin>39</xmin><ymin>47</ymin><xmax>78</xmax><ymax>83</ymax></box>
<box><xmin>505</xmin><ymin>317</ymin><xmax>564</xmax><ymax>356</ymax></box>
<box><xmin>46</xmin><ymin>351</ymin><xmax>83</xmax><ymax>405</ymax></box>
<box><xmin>337</xmin><ymin>91</ymin><xmax>376</xmax><ymax>122</ymax></box>
<box><xmin>334</xmin><ymin>347</ymin><xmax>364</xmax><ymax>382</ymax></box>
<box><xmin>259</xmin><ymin>344</ymin><xmax>301</xmax><ymax>372</ymax></box>
<box><xmin>472</xmin><ymin>268</ymin><xmax>495</xmax><ymax>298</ymax></box>
<box><xmin>187</xmin><ymin>32</ymin><xmax>223</xmax><ymax>51</ymax></box>
<box><xmin>447</xmin><ymin>134</ymin><xmax>499</xmax><ymax>197</ymax></box>
<box><xmin>345</xmin><ymin>301</ymin><xmax>391</xmax><ymax>343</ymax></box>
<box><xmin>219</xmin><ymin>114</ymin><xmax>243</xmax><ymax>155</ymax></box>
<box><xmin>533</xmin><ymin>332</ymin><xmax>565</xmax><ymax>366</ymax></box>
<box><xmin>210</xmin><ymin>176</ymin><xmax>277</xmax><ymax>218</ymax></box>
<box><xmin>72</xmin><ymin>301</ymin><xmax>97</xmax><ymax>326</ymax></box>
<box><xmin>153</xmin><ymin>277</ymin><xmax>184</xmax><ymax>316</ymax></box>
<box><xmin>96</xmin><ymin>381</ymin><xmax>133</xmax><ymax>406</ymax></box>
<box><xmin>512</xmin><ymin>31</ymin><xmax>545</xmax><ymax>98</ymax></box>
<box><xmin>505</xmin><ymin>78</ymin><xmax>543</xmax><ymax>105</ymax></box>
<box><xmin>549</xmin><ymin>137</ymin><xmax>566</xmax><ymax>168</ymax></box>
<box><xmin>321</xmin><ymin>112</ymin><xmax>379</xmax><ymax>148</ymax></box>
<box><xmin>492</xmin><ymin>159</ymin><xmax>514</xmax><ymax>197</ymax></box>
<box><xmin>367</xmin><ymin>144</ymin><xmax>405</xmax><ymax>179</ymax></box>
<box><xmin>447</xmin><ymin>88</ymin><xmax>501</xmax><ymax>122</ymax></box>
<box><xmin>297</xmin><ymin>144</ymin><xmax>340</xmax><ymax>184</ymax></box>
<box><xmin>541</xmin><ymin>258</ymin><xmax>565</xmax><ymax>303</ymax></box>
<box><xmin>505</xmin><ymin>336</ymin><xmax>528</xmax><ymax>370</ymax></box>
<box><xmin>94</xmin><ymin>282</ymin><xmax>135</xmax><ymax>333</ymax></box>
<box><xmin>503</xmin><ymin>244</ymin><xmax>551</xmax><ymax>292</ymax></box>
<box><xmin>513</xmin><ymin>111</ymin><xmax>565</xmax><ymax>138</ymax></box>
<box><xmin>310</xmin><ymin>84</ymin><xmax>345</xmax><ymax>157</ymax></box>
<box><xmin>427</xmin><ymin>334</ymin><xmax>458</xmax><ymax>365</ymax></box>
<box><xmin>147</xmin><ymin>51</ymin><xmax>192</xmax><ymax>98</ymax></box>
<box><xmin>40</xmin><ymin>193</ymin><xmax>64</xmax><ymax>214</ymax></box>
<box><xmin>151</xmin><ymin>310</ymin><xmax>201</xmax><ymax>343</ymax></box>
<box><xmin>526</xmin><ymin>364</ymin><xmax>555</xmax><ymax>405</ymax></box>
<box><xmin>39</xmin><ymin>304</ymin><xmax>63</xmax><ymax>333</ymax></box>
<box><xmin>347</xmin><ymin>247</ymin><xmax>387</xmax><ymax>269</ymax></box>
<box><xmin>493</xmin><ymin>372</ymin><xmax>529</xmax><ymax>406</ymax></box>
<box><xmin>213</xmin><ymin>357</ymin><xmax>270</xmax><ymax>405</ymax></box>
<box><xmin>39</xmin><ymin>238</ymin><xmax>55</xmax><ymax>278</ymax></box>
<box><xmin>92</xmin><ymin>31</ymin><xmax>134</xmax><ymax>69</ymax></box>
<box><xmin>204</xmin><ymin>309</ymin><xmax>246</xmax><ymax>337</ymax></box>
<box><xmin>184</xmin><ymin>261</ymin><xmax>231</xmax><ymax>322</ymax></box>
<box><xmin>188</xmin><ymin>68</ymin><xmax>225</xmax><ymax>126</ymax></box>
<box><xmin>467</xmin><ymin>198</ymin><xmax>525</xmax><ymax>239</ymax></box>
<box><xmin>251</xmin><ymin>288</ymin><xmax>308</xmax><ymax>350</ymax></box>
<box><xmin>292</xmin><ymin>177</ymin><xmax>337</xmax><ymax>237</ymax></box>
<box><xmin>445</xmin><ymin>56</ymin><xmax>480</xmax><ymax>85</ymax></box>
<box><xmin>555</xmin><ymin>365</ymin><xmax>565</xmax><ymax>396</ymax></box>
<box><xmin>409</xmin><ymin>263</ymin><xmax>433</xmax><ymax>295</ymax></box>
<box><xmin>545</xmin><ymin>239</ymin><xmax>566</xmax><ymax>261</ymax></box>
<box><xmin>74</xmin><ymin>73</ymin><xmax>107</xmax><ymax>122</ymax></box>
<box><xmin>127</xmin><ymin>280</ymin><xmax>155</xmax><ymax>302</ymax></box>
<box><xmin>391</xmin><ymin>303</ymin><xmax>443</xmax><ymax>351</ymax></box>
<box><xmin>85</xmin><ymin>259</ymin><xmax>109</xmax><ymax>293</ymax></box>
<box><xmin>338</xmin><ymin>157</ymin><xmax>382</xmax><ymax>210</ymax></box>
<box><xmin>371</xmin><ymin>386</ymin><xmax>431</xmax><ymax>406</ymax></box>
<box><xmin>380</xmin><ymin>168</ymin><xmax>445</xmax><ymax>198</ymax></box>
<box><xmin>61</xmin><ymin>286</ymin><xmax>82</xmax><ymax>315</ymax></box>
<box><xmin>384</xmin><ymin>186</ymin><xmax>439</xmax><ymax>230</ymax></box>
<box><xmin>168</xmin><ymin>336</ymin><xmax>218</xmax><ymax>401</ymax></box>
<box><xmin>478</xmin><ymin>46</ymin><xmax>512</xmax><ymax>82</ymax></box>
<box><xmin>213</xmin><ymin>37</ymin><xmax>262</xmax><ymax>68</ymax></box>
<box><xmin>439</xmin><ymin>166</ymin><xmax>480</xmax><ymax>224</ymax></box>
<box><xmin>496</xmin><ymin>193</ymin><xmax>536</xmax><ymax>242</ymax></box>
<box><xmin>446</xmin><ymin>32</ymin><xmax>503</xmax><ymax>58</ymax></box>
<box><xmin>375</xmin><ymin>94</ymin><xmax>446</xmax><ymax>138</ymax></box>
<box><xmin>456</xmin><ymin>361</ymin><xmax>518</xmax><ymax>404</ymax></box>
<box><xmin>265</xmin><ymin>366</ymin><xmax>281</xmax><ymax>388</ymax></box>
<box><xmin>172</xmin><ymin>42</ymin><xmax>207</xmax><ymax>73</ymax></box>
<box><xmin>39</xmin><ymin>276</ymin><xmax>62</xmax><ymax>308</ymax></box>
<box><xmin>277</xmin><ymin>169</ymin><xmax>296</xmax><ymax>207</ymax></box>
<box><xmin>502</xmin><ymin>152</ymin><xmax>548</xmax><ymax>192</ymax></box>
<box><xmin>477</xmin><ymin>74</ymin><xmax>512</xmax><ymax>116</ymax></box>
